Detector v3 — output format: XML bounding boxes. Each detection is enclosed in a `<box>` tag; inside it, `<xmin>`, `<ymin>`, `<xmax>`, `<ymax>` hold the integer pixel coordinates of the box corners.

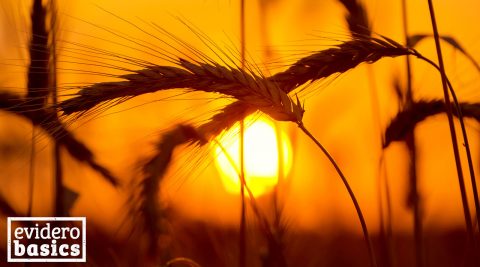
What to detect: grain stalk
<box><xmin>426</xmin><ymin>0</ymin><xmax>475</xmax><ymax>257</ymax></box>
<box><xmin>213</xmin><ymin>137</ymin><xmax>287</xmax><ymax>267</ymax></box>
<box><xmin>412</xmin><ymin>55</ymin><xmax>480</xmax><ymax>237</ymax></box>
<box><xmin>69</xmin><ymin>34</ymin><xmax>416</xmax><ymax>267</ymax></box>
<box><xmin>27</xmin><ymin>0</ymin><xmax>49</xmax><ymax>216</ymax></box>
<box><xmin>48</xmin><ymin>0</ymin><xmax>64</xmax><ymax>217</ymax></box>
<box><xmin>298</xmin><ymin>122</ymin><xmax>377</xmax><ymax>267</ymax></box>
<box><xmin>239</xmin><ymin>1</ymin><xmax>247</xmax><ymax>267</ymax></box>
<box><xmin>60</xmin><ymin>26</ymin><xmax>468</xmax><ymax>266</ymax></box>
<box><xmin>401</xmin><ymin>1</ymin><xmax>423</xmax><ymax>266</ymax></box>
<box><xmin>338</xmin><ymin>1</ymin><xmax>392</xmax><ymax>263</ymax></box>
<box><xmin>407</xmin><ymin>34</ymin><xmax>480</xmax><ymax>219</ymax></box>
<box><xmin>393</xmin><ymin>49</ymin><xmax>480</xmax><ymax>241</ymax></box>
<box><xmin>146</xmin><ymin>107</ymin><xmax>374</xmax><ymax>266</ymax></box>
<box><xmin>385</xmin><ymin>100</ymin><xmax>480</xmax><ymax>145</ymax></box>
<box><xmin>258</xmin><ymin>3</ymin><xmax>288</xmax><ymax>264</ymax></box>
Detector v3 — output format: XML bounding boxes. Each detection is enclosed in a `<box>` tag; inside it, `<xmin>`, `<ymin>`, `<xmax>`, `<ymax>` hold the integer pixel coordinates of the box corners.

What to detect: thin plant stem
<box><xmin>365</xmin><ymin>65</ymin><xmax>394</xmax><ymax>267</ymax></box>
<box><xmin>213</xmin><ymin>139</ymin><xmax>268</xmax><ymax>224</ymax></box>
<box><xmin>298</xmin><ymin>122</ymin><xmax>377</xmax><ymax>267</ymax></box>
<box><xmin>215</xmin><ymin>135</ymin><xmax>288</xmax><ymax>267</ymax></box>
<box><xmin>27</xmin><ymin>0</ymin><xmax>47</xmax><ymax>218</ymax></box>
<box><xmin>50</xmin><ymin>0</ymin><xmax>63</xmax><ymax>217</ymax></box>
<box><xmin>240</xmin><ymin>0</ymin><xmax>246</xmax><ymax>63</ymax></box>
<box><xmin>401</xmin><ymin>1</ymin><xmax>423</xmax><ymax>266</ymax></box>
<box><xmin>213</xmin><ymin>138</ymin><xmax>274</xmax><ymax>231</ymax></box>
<box><xmin>415</xmin><ymin>52</ymin><xmax>480</xmax><ymax>262</ymax></box>
<box><xmin>402</xmin><ymin>1</ymin><xmax>413</xmax><ymax>103</ymax></box>
<box><xmin>261</xmin><ymin>0</ymin><xmax>283</xmax><ymax>231</ymax></box>
<box><xmin>426</xmin><ymin>0</ymin><xmax>474</xmax><ymax>248</ymax></box>
<box><xmin>239</xmin><ymin>1</ymin><xmax>247</xmax><ymax>267</ymax></box>
<box><xmin>413</xmin><ymin>55</ymin><xmax>480</xmax><ymax>231</ymax></box>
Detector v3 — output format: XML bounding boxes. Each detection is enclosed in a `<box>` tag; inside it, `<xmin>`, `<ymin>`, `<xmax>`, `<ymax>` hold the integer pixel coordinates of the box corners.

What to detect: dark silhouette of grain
<box><xmin>60</xmin><ymin>36</ymin><xmax>412</xmax><ymax>118</ymax></box>
<box><xmin>61</xmin><ymin>59</ymin><xmax>303</xmax><ymax>122</ymax></box>
<box><xmin>338</xmin><ymin>0</ymin><xmax>371</xmax><ymax>36</ymax></box>
<box><xmin>384</xmin><ymin>99</ymin><xmax>480</xmax><ymax>147</ymax></box>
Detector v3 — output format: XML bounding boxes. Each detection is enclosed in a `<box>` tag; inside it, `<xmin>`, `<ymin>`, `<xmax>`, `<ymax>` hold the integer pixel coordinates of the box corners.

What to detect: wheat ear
<box><xmin>136</xmin><ymin>100</ymin><xmax>253</xmax><ymax>256</ymax></box>
<box><xmin>427</xmin><ymin>1</ymin><xmax>475</xmax><ymax>249</ymax></box>
<box><xmin>384</xmin><ymin>100</ymin><xmax>480</xmax><ymax>147</ymax></box>
<box><xmin>60</xmin><ymin>36</ymin><xmax>413</xmax><ymax>116</ymax></box>
<box><xmin>269</xmin><ymin>36</ymin><xmax>412</xmax><ymax>93</ymax></box>
<box><xmin>126</xmin><ymin>36</ymin><xmax>412</xmax><ymax>267</ymax></box>
<box><xmin>61</xmin><ymin>59</ymin><xmax>303</xmax><ymax>122</ymax></box>
<box><xmin>338</xmin><ymin>0</ymin><xmax>371</xmax><ymax>36</ymax></box>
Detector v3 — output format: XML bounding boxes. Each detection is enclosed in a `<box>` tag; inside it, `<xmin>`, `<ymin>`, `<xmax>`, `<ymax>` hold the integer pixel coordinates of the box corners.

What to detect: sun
<box><xmin>213</xmin><ymin>115</ymin><xmax>293</xmax><ymax>197</ymax></box>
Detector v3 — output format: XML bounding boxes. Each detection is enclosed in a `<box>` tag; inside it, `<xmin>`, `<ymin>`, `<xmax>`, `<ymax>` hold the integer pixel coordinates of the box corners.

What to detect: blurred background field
<box><xmin>1</xmin><ymin>0</ymin><xmax>480</xmax><ymax>266</ymax></box>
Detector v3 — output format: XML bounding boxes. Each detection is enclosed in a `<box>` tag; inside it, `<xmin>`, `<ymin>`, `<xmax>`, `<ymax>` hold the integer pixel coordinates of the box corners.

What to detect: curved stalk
<box><xmin>425</xmin><ymin>2</ymin><xmax>477</xmax><ymax>262</ymax></box>
<box><xmin>298</xmin><ymin>123</ymin><xmax>377</xmax><ymax>267</ymax></box>
<box><xmin>412</xmin><ymin>51</ymin><xmax>480</xmax><ymax>234</ymax></box>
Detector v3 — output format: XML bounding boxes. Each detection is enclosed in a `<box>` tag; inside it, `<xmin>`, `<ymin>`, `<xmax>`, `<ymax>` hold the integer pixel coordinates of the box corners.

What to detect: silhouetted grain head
<box><xmin>270</xmin><ymin>36</ymin><xmax>413</xmax><ymax>93</ymax></box>
<box><xmin>134</xmin><ymin>101</ymin><xmax>255</xmax><ymax>256</ymax></box>
<box><xmin>384</xmin><ymin>100</ymin><xmax>480</xmax><ymax>148</ymax></box>
<box><xmin>60</xmin><ymin>58</ymin><xmax>304</xmax><ymax>123</ymax></box>
<box><xmin>392</xmin><ymin>76</ymin><xmax>406</xmax><ymax>106</ymax></box>
<box><xmin>59</xmin><ymin>35</ymin><xmax>412</xmax><ymax>124</ymax></box>
<box><xmin>139</xmin><ymin>124</ymin><xmax>200</xmax><ymax>257</ymax></box>
<box><xmin>338</xmin><ymin>0</ymin><xmax>371</xmax><ymax>37</ymax></box>
<box><xmin>197</xmin><ymin>101</ymin><xmax>256</xmax><ymax>141</ymax></box>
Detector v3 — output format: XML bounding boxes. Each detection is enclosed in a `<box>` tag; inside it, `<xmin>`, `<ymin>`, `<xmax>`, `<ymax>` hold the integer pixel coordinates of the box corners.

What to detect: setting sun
<box><xmin>213</xmin><ymin>115</ymin><xmax>292</xmax><ymax>197</ymax></box>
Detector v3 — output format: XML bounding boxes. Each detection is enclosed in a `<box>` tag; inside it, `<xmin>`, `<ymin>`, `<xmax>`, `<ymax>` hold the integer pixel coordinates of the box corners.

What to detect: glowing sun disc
<box><xmin>213</xmin><ymin>115</ymin><xmax>292</xmax><ymax>197</ymax></box>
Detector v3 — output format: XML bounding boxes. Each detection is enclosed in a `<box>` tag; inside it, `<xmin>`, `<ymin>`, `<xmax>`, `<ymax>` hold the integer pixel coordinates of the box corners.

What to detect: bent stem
<box><xmin>421</xmin><ymin>0</ymin><xmax>476</xmax><ymax>243</ymax></box>
<box><xmin>413</xmin><ymin>51</ymin><xmax>480</xmax><ymax>238</ymax></box>
<box><xmin>297</xmin><ymin>123</ymin><xmax>377</xmax><ymax>267</ymax></box>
